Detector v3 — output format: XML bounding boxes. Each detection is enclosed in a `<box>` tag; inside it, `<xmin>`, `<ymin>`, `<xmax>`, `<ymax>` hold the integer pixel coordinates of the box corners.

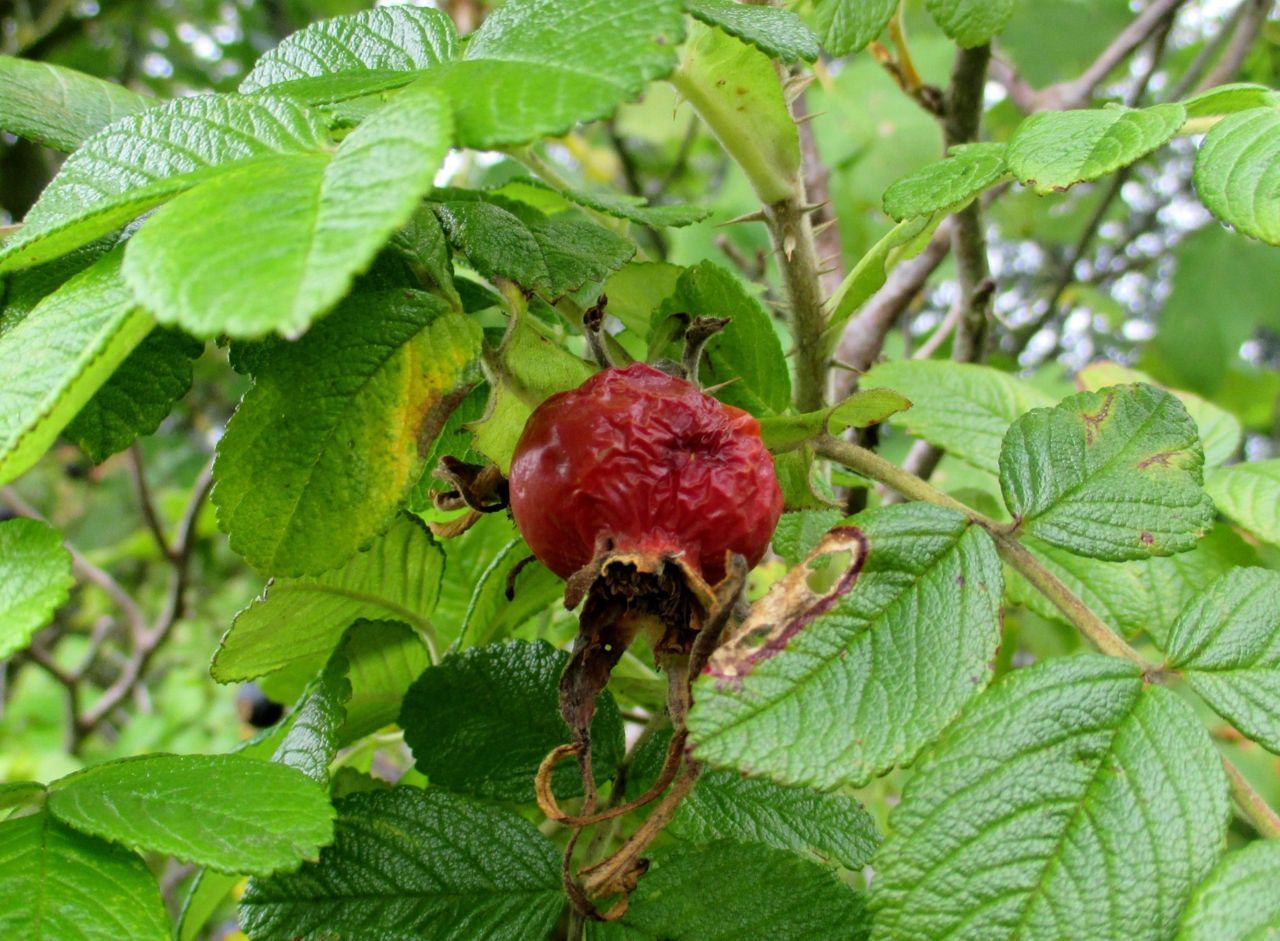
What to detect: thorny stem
<box><xmin>766</xmin><ymin>196</ymin><xmax>829</xmax><ymax>412</ymax></box>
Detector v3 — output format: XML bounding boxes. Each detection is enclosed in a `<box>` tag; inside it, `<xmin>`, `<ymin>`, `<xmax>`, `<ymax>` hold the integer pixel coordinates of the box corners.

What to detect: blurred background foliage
<box><xmin>1</xmin><ymin>0</ymin><xmax>1279</xmax><ymax>931</ymax></box>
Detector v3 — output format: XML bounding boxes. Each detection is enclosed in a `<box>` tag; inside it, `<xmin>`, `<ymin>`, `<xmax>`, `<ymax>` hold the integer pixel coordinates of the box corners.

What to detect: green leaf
<box><xmin>1077</xmin><ymin>361</ymin><xmax>1242</xmax><ymax>468</ymax></box>
<box><xmin>1008</xmin><ymin>103</ymin><xmax>1187</xmax><ymax>194</ymax></box>
<box><xmin>177</xmin><ymin>870</ymin><xmax>240</xmax><ymax>941</ymax></box>
<box><xmin>0</xmin><ymin>519</ymin><xmax>73</xmax><ymax>659</ymax></box>
<box><xmin>689</xmin><ymin>503</ymin><xmax>1002</xmax><ymax>789</ymax></box>
<box><xmin>0</xmin><ymin>810</ymin><xmax>168</xmax><ymax>941</ymax></box>
<box><xmin>870</xmin><ymin>655</ymin><xmax>1230</xmax><ymax>941</ymax></box>
<box><xmin>47</xmin><ymin>754</ymin><xmax>334</xmax><ymax>875</ymax></box>
<box><xmin>589</xmin><ymin>842</ymin><xmax>870</xmax><ymax>941</ymax></box>
<box><xmin>670</xmin><ymin>20</ymin><xmax>800</xmax><ymax>204</ymax></box>
<box><xmin>438</xmin><ymin>0</ymin><xmax>685</xmax><ymax>148</ymax></box>
<box><xmin>1182</xmin><ymin>83</ymin><xmax>1279</xmax><ymax>118</ymax></box>
<box><xmin>433</xmin><ymin>193</ymin><xmax>635</xmax><ymax>300</ymax></box>
<box><xmin>883</xmin><ymin>143</ymin><xmax>1009</xmax><ymax>221</ymax></box>
<box><xmin>862</xmin><ymin>359</ymin><xmax>1054</xmax><ymax>475</ymax></box>
<box><xmin>1206</xmin><ymin>459</ymin><xmax>1280</xmax><ymax>546</ymax></box>
<box><xmin>685</xmin><ymin>0</ymin><xmax>820</xmax><ymax>63</ymax></box>
<box><xmin>214</xmin><ymin>517</ymin><xmax>443</xmax><ymax>683</ymax></box>
<box><xmin>1177</xmin><ymin>841</ymin><xmax>1280</xmax><ymax>941</ymax></box>
<box><xmin>0</xmin><ymin>55</ymin><xmax>152</xmax><ymax>152</ymax></box>
<box><xmin>1193</xmin><ymin>107</ymin><xmax>1280</xmax><ymax>246</ymax></box>
<box><xmin>240</xmin><ymin>6</ymin><xmax>459</xmax><ymax>102</ymax></box>
<box><xmin>0</xmin><ymin>247</ymin><xmax>152</xmax><ymax>486</ymax></box>
<box><xmin>0</xmin><ymin>94</ymin><xmax>329</xmax><ymax>273</ymax></box>
<box><xmin>123</xmin><ymin>87</ymin><xmax>453</xmax><ymax>339</ymax></box>
<box><xmin>770</xmin><ymin>509</ymin><xmax>844</xmax><ymax>566</ymax></box>
<box><xmin>212</xmin><ymin>291</ymin><xmax>480</xmax><ymax>576</ymax></box>
<box><xmin>925</xmin><ymin>0</ymin><xmax>1015</xmax><ymax>47</ymax></box>
<box><xmin>759</xmin><ymin>388</ymin><xmax>913</xmax><ymax>452</ymax></box>
<box><xmin>656</xmin><ymin>260</ymin><xmax>790</xmax><ymax>415</ymax></box>
<box><xmin>601</xmin><ymin>262</ymin><xmax>685</xmax><ymax>338</ymax></box>
<box><xmin>823</xmin><ymin>215</ymin><xmax>941</xmax><ymax>342</ymax></box>
<box><xmin>494</xmin><ymin>177</ymin><xmax>710</xmax><ymax>229</ymax></box>
<box><xmin>239</xmin><ymin>787</ymin><xmax>563</xmax><ymax>941</ymax></box>
<box><xmin>629</xmin><ymin>728</ymin><xmax>880</xmax><ymax>869</ymax></box>
<box><xmin>400</xmin><ymin>640</ymin><xmax>624</xmax><ymax>802</ymax></box>
<box><xmin>339</xmin><ymin>620</ymin><xmax>431</xmax><ymax>743</ymax></box>
<box><xmin>456</xmin><ymin>547</ymin><xmax>563</xmax><ymax>650</ymax></box>
<box><xmin>271</xmin><ymin>649</ymin><xmax>352</xmax><ymax>783</ymax></box>
<box><xmin>1165</xmin><ymin>568</ymin><xmax>1280</xmax><ymax>753</ymax></box>
<box><xmin>0</xmin><ymin>781</ymin><xmax>46</xmax><ymax>815</ymax></box>
<box><xmin>63</xmin><ymin>328</ymin><xmax>203</xmax><ymax>463</ymax></box>
<box><xmin>810</xmin><ymin>0</ymin><xmax>896</xmax><ymax>56</ymax></box>
<box><xmin>1000</xmin><ymin>384</ymin><xmax>1214</xmax><ymax>559</ymax></box>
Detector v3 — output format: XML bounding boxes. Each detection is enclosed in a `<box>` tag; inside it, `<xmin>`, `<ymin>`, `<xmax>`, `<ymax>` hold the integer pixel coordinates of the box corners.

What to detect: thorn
<box><xmin>812</xmin><ymin>218</ymin><xmax>839</xmax><ymax>237</ymax></box>
<box><xmin>702</xmin><ymin>376</ymin><xmax>742</xmax><ymax>394</ymax></box>
<box><xmin>716</xmin><ymin>209</ymin><xmax>767</xmax><ymax>227</ymax></box>
<box><xmin>783</xmin><ymin>233</ymin><xmax>797</xmax><ymax>261</ymax></box>
<box><xmin>817</xmin><ymin>266</ymin><xmax>839</xmax><ymax>277</ymax></box>
<box><xmin>799</xmin><ymin>201</ymin><xmax>828</xmax><ymax>215</ymax></box>
<box><xmin>785</xmin><ymin>75</ymin><xmax>816</xmax><ymax>103</ymax></box>
<box><xmin>831</xmin><ymin>358</ymin><xmax>865</xmax><ymax>374</ymax></box>
<box><xmin>794</xmin><ymin>111</ymin><xmax>826</xmax><ymax>125</ymax></box>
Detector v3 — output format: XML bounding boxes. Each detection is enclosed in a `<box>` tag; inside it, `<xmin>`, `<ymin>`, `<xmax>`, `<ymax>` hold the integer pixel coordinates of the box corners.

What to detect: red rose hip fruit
<box><xmin>509</xmin><ymin>362</ymin><xmax>783</xmax><ymax>587</ymax></box>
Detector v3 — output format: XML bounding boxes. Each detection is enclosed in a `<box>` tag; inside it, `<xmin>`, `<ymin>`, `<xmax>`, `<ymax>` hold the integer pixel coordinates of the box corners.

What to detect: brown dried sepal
<box><xmin>431</xmin><ymin>456</ymin><xmax>509</xmax><ymax>514</ymax></box>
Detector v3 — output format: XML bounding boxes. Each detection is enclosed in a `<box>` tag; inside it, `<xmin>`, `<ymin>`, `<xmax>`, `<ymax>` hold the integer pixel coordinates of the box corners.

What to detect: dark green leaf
<box><xmin>685</xmin><ymin>0</ymin><xmax>820</xmax><ymax>62</ymax></box>
<box><xmin>810</xmin><ymin>0</ymin><xmax>896</xmax><ymax>56</ymax></box>
<box><xmin>883</xmin><ymin>143</ymin><xmax>1009</xmax><ymax>221</ymax></box>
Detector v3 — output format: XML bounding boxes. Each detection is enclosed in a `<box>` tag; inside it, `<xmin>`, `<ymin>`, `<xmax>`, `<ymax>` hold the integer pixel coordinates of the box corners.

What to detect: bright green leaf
<box><xmin>1182</xmin><ymin>83</ymin><xmax>1279</xmax><ymax>119</ymax></box>
<box><xmin>400</xmin><ymin>640</ymin><xmax>624</xmax><ymax>802</ymax></box>
<box><xmin>883</xmin><ymin>143</ymin><xmax>1008</xmax><ymax>221</ymax></box>
<box><xmin>123</xmin><ymin>87</ymin><xmax>453</xmax><ymax>339</ymax></box>
<box><xmin>862</xmin><ymin>359</ymin><xmax>1054</xmax><ymax>475</ymax></box>
<box><xmin>213</xmin><ymin>516</ymin><xmax>444</xmax><ymax>682</ymax></box>
<box><xmin>590</xmin><ymin>842</ymin><xmax>870</xmax><ymax>941</ymax></box>
<box><xmin>1177</xmin><ymin>841</ymin><xmax>1280</xmax><ymax>941</ymax></box>
<box><xmin>0</xmin><ymin>781</ymin><xmax>46</xmax><ymax>814</ymax></box>
<box><xmin>925</xmin><ymin>0</ymin><xmax>1015</xmax><ymax>47</ymax></box>
<box><xmin>810</xmin><ymin>0</ymin><xmax>896</xmax><ymax>56</ymax></box>
<box><xmin>339</xmin><ymin>620</ymin><xmax>431</xmax><ymax>743</ymax></box>
<box><xmin>0</xmin><ymin>248</ymin><xmax>152</xmax><ymax>486</ymax></box>
<box><xmin>685</xmin><ymin>0</ymin><xmax>820</xmax><ymax>62</ymax></box>
<box><xmin>1193</xmin><ymin>107</ymin><xmax>1280</xmax><ymax>246</ymax></box>
<box><xmin>871</xmin><ymin>656</ymin><xmax>1230</xmax><ymax>941</ymax></box>
<box><xmin>0</xmin><ymin>810</ymin><xmax>168</xmax><ymax>941</ymax></box>
<box><xmin>770</xmin><ymin>509</ymin><xmax>844</xmax><ymax>566</ymax></box>
<box><xmin>239</xmin><ymin>787</ymin><xmax>562</xmax><ymax>941</ymax></box>
<box><xmin>213</xmin><ymin>291</ymin><xmax>480</xmax><ymax>576</ymax></box>
<box><xmin>689</xmin><ymin>503</ymin><xmax>1002</xmax><ymax>789</ymax></box>
<box><xmin>1206</xmin><ymin>459</ymin><xmax>1280</xmax><ymax>546</ymax></box>
<box><xmin>0</xmin><ymin>94</ymin><xmax>329</xmax><ymax>273</ymax></box>
<box><xmin>47</xmin><ymin>754</ymin><xmax>335</xmax><ymax>875</ymax></box>
<box><xmin>601</xmin><ymin>262</ymin><xmax>685</xmax><ymax>338</ymax></box>
<box><xmin>1008</xmin><ymin>103</ymin><xmax>1186</xmax><ymax>194</ymax></box>
<box><xmin>760</xmin><ymin>388</ymin><xmax>914</xmax><ymax>452</ymax></box>
<box><xmin>1165</xmin><ymin>568</ymin><xmax>1280</xmax><ymax>753</ymax></box>
<box><xmin>456</xmin><ymin>547</ymin><xmax>562</xmax><ymax>651</ymax></box>
<box><xmin>0</xmin><ymin>519</ymin><xmax>73</xmax><ymax>659</ymax></box>
<box><xmin>0</xmin><ymin>54</ymin><xmax>152</xmax><ymax>152</ymax></box>
<box><xmin>64</xmin><ymin>328</ymin><xmax>203</xmax><ymax>463</ymax></box>
<box><xmin>1000</xmin><ymin>384</ymin><xmax>1214</xmax><ymax>559</ymax></box>
<box><xmin>270</xmin><ymin>650</ymin><xmax>352</xmax><ymax>783</ymax></box>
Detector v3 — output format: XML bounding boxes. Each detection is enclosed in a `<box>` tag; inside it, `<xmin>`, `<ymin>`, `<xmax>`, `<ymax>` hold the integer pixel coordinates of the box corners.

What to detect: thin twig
<box><xmin>129</xmin><ymin>443</ymin><xmax>175</xmax><ymax>561</ymax></box>
<box><xmin>1196</xmin><ymin>0</ymin><xmax>1271</xmax><ymax>91</ymax></box>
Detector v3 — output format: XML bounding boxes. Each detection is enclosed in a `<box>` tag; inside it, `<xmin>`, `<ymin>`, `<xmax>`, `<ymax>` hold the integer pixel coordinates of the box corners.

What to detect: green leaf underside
<box><xmin>1000</xmin><ymin>384</ymin><xmax>1214</xmax><ymax>559</ymax></box>
<box><xmin>1182</xmin><ymin>83</ymin><xmax>1278</xmax><ymax>118</ymax></box>
<box><xmin>685</xmin><ymin>0</ymin><xmax>819</xmax><ymax>63</ymax></box>
<box><xmin>400</xmin><ymin>640</ymin><xmax>625</xmax><ymax>803</ymax></box>
<box><xmin>1077</xmin><ymin>361</ymin><xmax>1242</xmax><ymax>468</ymax></box>
<box><xmin>862</xmin><ymin>359</ymin><xmax>1054</xmax><ymax>475</ymax></box>
<box><xmin>760</xmin><ymin>388</ymin><xmax>913</xmax><ymax>452</ymax></box>
<box><xmin>434</xmin><ymin>193</ymin><xmax>635</xmax><ymax>300</ymax></box>
<box><xmin>339</xmin><ymin>620</ymin><xmax>431</xmax><ymax>743</ymax></box>
<box><xmin>214</xmin><ymin>292</ymin><xmax>479</xmax><ymax>577</ymax></box>
<box><xmin>1165</xmin><ymin>568</ymin><xmax>1280</xmax><ymax>753</ymax></box>
<box><xmin>241</xmin><ymin>1</ymin><xmax>686</xmax><ymax>149</ymax></box>
<box><xmin>1008</xmin><ymin>103</ymin><xmax>1187</xmax><ymax>194</ymax></box>
<box><xmin>0</xmin><ymin>810</ymin><xmax>168</xmax><ymax>941</ymax></box>
<box><xmin>824</xmin><ymin>215</ymin><xmax>940</xmax><ymax>337</ymax></box>
<box><xmin>811</xmin><ymin>0</ymin><xmax>896</xmax><ymax>56</ymax></box>
<box><xmin>1193</xmin><ymin>107</ymin><xmax>1280</xmax><ymax>246</ymax></box>
<box><xmin>629</xmin><ymin>728</ymin><xmax>880</xmax><ymax>869</ymax></box>
<box><xmin>0</xmin><ymin>518</ymin><xmax>74</xmax><ymax>659</ymax></box>
<box><xmin>657</xmin><ymin>260</ymin><xmax>791</xmax><ymax>415</ymax></box>
<box><xmin>690</xmin><ymin>503</ymin><xmax>1003</xmax><ymax>790</ymax></box>
<box><xmin>1177</xmin><ymin>841</ymin><xmax>1280</xmax><ymax>941</ymax></box>
<box><xmin>883</xmin><ymin>143</ymin><xmax>1008</xmax><ymax>221</ymax></box>
<box><xmin>123</xmin><ymin>87</ymin><xmax>453</xmax><ymax>339</ymax></box>
<box><xmin>925</xmin><ymin>0</ymin><xmax>1015</xmax><ymax>48</ymax></box>
<box><xmin>590</xmin><ymin>842</ymin><xmax>871</xmax><ymax>941</ymax></box>
<box><xmin>47</xmin><ymin>753</ymin><xmax>335</xmax><ymax>875</ymax></box>
<box><xmin>0</xmin><ymin>248</ymin><xmax>152</xmax><ymax>486</ymax></box>
<box><xmin>239</xmin><ymin>788</ymin><xmax>562</xmax><ymax>941</ymax></box>
<box><xmin>65</xmin><ymin>328</ymin><xmax>203</xmax><ymax>463</ymax></box>
<box><xmin>870</xmin><ymin>656</ymin><xmax>1230</xmax><ymax>941</ymax></box>
<box><xmin>213</xmin><ymin>516</ymin><xmax>444</xmax><ymax>682</ymax></box>
<box><xmin>1206</xmin><ymin>459</ymin><xmax>1280</xmax><ymax>545</ymax></box>
<box><xmin>0</xmin><ymin>95</ymin><xmax>329</xmax><ymax>274</ymax></box>
<box><xmin>271</xmin><ymin>649</ymin><xmax>352</xmax><ymax>783</ymax></box>
<box><xmin>0</xmin><ymin>54</ymin><xmax>152</xmax><ymax>152</ymax></box>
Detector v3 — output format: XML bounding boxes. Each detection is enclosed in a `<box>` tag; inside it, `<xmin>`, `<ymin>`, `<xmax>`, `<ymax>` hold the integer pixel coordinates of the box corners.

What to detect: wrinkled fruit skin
<box><xmin>509</xmin><ymin>362</ymin><xmax>783</xmax><ymax>585</ymax></box>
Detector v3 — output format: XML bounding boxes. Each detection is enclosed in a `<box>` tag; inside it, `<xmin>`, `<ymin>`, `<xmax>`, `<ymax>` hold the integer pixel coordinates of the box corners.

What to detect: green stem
<box><xmin>1223</xmin><ymin>755</ymin><xmax>1280</xmax><ymax>839</ymax></box>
